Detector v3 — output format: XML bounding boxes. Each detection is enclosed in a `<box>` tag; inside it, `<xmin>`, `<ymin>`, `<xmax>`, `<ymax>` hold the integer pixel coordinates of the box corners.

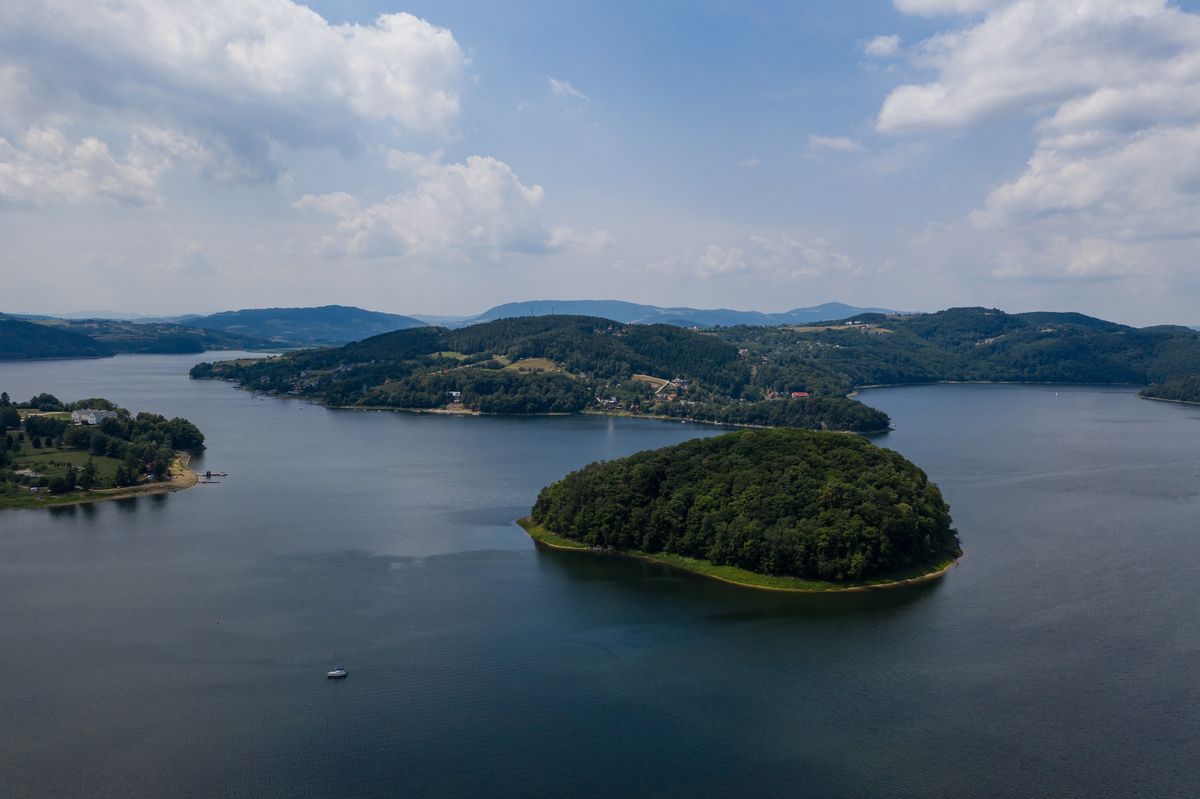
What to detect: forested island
<box><xmin>0</xmin><ymin>392</ymin><xmax>204</xmax><ymax>509</ymax></box>
<box><xmin>1140</xmin><ymin>374</ymin><xmax>1200</xmax><ymax>404</ymax></box>
<box><xmin>523</xmin><ymin>428</ymin><xmax>960</xmax><ymax>591</ymax></box>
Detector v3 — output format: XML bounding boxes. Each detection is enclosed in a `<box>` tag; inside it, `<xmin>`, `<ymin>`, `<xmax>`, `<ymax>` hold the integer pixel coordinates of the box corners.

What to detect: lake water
<box><xmin>1</xmin><ymin>355</ymin><xmax>1198</xmax><ymax>798</ymax></box>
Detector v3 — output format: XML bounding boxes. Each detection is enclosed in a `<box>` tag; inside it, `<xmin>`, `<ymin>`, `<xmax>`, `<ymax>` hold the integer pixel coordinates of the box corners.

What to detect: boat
<box><xmin>326</xmin><ymin>668</ymin><xmax>348</xmax><ymax>679</ymax></box>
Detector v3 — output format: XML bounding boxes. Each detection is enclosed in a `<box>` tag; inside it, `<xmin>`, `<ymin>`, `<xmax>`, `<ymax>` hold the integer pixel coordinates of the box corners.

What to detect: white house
<box><xmin>71</xmin><ymin>409</ymin><xmax>117</xmax><ymax>426</ymax></box>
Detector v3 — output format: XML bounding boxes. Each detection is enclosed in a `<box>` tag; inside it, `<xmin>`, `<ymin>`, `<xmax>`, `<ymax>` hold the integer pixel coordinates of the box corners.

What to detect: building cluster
<box><xmin>71</xmin><ymin>409</ymin><xmax>117</xmax><ymax>426</ymax></box>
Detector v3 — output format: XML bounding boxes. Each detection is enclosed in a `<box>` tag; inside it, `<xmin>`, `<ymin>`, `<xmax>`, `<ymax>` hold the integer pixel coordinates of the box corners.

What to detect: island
<box><xmin>1140</xmin><ymin>374</ymin><xmax>1200</xmax><ymax>404</ymax></box>
<box><xmin>521</xmin><ymin>428</ymin><xmax>961</xmax><ymax>591</ymax></box>
<box><xmin>0</xmin><ymin>392</ymin><xmax>204</xmax><ymax>509</ymax></box>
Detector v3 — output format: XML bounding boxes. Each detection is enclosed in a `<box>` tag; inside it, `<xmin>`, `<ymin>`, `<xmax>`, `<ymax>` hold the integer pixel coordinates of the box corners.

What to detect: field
<box><xmin>504</xmin><ymin>357</ymin><xmax>561</xmax><ymax>374</ymax></box>
<box><xmin>630</xmin><ymin>373</ymin><xmax>670</xmax><ymax>393</ymax></box>
<box><xmin>8</xmin><ymin>437</ymin><xmax>123</xmax><ymax>484</ymax></box>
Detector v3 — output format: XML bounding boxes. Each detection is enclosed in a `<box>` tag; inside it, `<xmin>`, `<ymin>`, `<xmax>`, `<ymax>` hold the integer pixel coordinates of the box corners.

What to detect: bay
<box><xmin>1</xmin><ymin>355</ymin><xmax>1197</xmax><ymax>797</ymax></box>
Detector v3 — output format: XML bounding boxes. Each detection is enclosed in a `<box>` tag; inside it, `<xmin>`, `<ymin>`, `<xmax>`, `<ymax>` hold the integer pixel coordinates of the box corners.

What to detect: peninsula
<box><xmin>523</xmin><ymin>428</ymin><xmax>961</xmax><ymax>591</ymax></box>
<box><xmin>0</xmin><ymin>393</ymin><xmax>204</xmax><ymax>509</ymax></box>
<box><xmin>190</xmin><ymin>307</ymin><xmax>1200</xmax><ymax>433</ymax></box>
<box><xmin>1140</xmin><ymin>374</ymin><xmax>1200</xmax><ymax>404</ymax></box>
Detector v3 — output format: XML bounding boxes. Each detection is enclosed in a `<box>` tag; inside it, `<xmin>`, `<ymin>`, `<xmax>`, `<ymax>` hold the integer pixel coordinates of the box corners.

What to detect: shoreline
<box><xmin>1</xmin><ymin>452</ymin><xmax>199</xmax><ymax>510</ymax></box>
<box><xmin>517</xmin><ymin>517</ymin><xmax>959</xmax><ymax>594</ymax></box>
<box><xmin>1139</xmin><ymin>394</ymin><xmax>1200</xmax><ymax>407</ymax></box>
<box><xmin>851</xmin><ymin>379</ymin><xmax>1144</xmax><ymax>395</ymax></box>
<box><xmin>208</xmin><ymin>381</ymin><xmax>889</xmax><ymax>433</ymax></box>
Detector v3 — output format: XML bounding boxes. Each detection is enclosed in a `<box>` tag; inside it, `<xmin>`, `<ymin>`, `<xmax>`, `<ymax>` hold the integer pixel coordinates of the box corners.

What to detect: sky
<box><xmin>2</xmin><ymin>0</ymin><xmax>1200</xmax><ymax>326</ymax></box>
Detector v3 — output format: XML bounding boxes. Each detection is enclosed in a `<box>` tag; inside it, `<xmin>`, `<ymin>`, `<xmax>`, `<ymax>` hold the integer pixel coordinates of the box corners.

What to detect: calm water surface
<box><xmin>1</xmin><ymin>355</ymin><xmax>1198</xmax><ymax>797</ymax></box>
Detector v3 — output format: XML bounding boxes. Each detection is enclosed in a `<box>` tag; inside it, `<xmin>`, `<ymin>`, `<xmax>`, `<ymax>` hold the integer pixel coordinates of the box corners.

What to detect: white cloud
<box><xmin>893</xmin><ymin>0</ymin><xmax>998</xmax><ymax>15</ymax></box>
<box><xmin>161</xmin><ymin>240</ymin><xmax>215</xmax><ymax>275</ymax></box>
<box><xmin>648</xmin><ymin>235</ymin><xmax>856</xmax><ymax>280</ymax></box>
<box><xmin>863</xmin><ymin>35</ymin><xmax>902</xmax><ymax>57</ymax></box>
<box><xmin>807</xmin><ymin>135</ymin><xmax>864</xmax><ymax>153</ymax></box>
<box><xmin>696</xmin><ymin>246</ymin><xmax>748</xmax><ymax>276</ymax></box>
<box><xmin>0</xmin><ymin>0</ymin><xmax>468</xmax><ymax>196</ymax></box>
<box><xmin>548</xmin><ymin>77</ymin><xmax>590</xmax><ymax>102</ymax></box>
<box><xmin>881</xmin><ymin>0</ymin><xmax>1200</xmax><ymax>284</ymax></box>
<box><xmin>878</xmin><ymin>1</ymin><xmax>1189</xmax><ymax>134</ymax></box>
<box><xmin>737</xmin><ymin>157</ymin><xmax>761</xmax><ymax>168</ymax></box>
<box><xmin>0</xmin><ymin>126</ymin><xmax>179</xmax><ymax>205</ymax></box>
<box><xmin>296</xmin><ymin>154</ymin><xmax>609</xmax><ymax>261</ymax></box>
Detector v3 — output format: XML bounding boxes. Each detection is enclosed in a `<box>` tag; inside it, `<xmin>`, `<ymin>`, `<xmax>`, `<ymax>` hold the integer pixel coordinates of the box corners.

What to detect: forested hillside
<box><xmin>714</xmin><ymin>307</ymin><xmax>1200</xmax><ymax>392</ymax></box>
<box><xmin>0</xmin><ymin>318</ymin><xmax>113</xmax><ymax>360</ymax></box>
<box><xmin>191</xmin><ymin>315</ymin><xmax>889</xmax><ymax>431</ymax></box>
<box><xmin>531</xmin><ymin>428</ymin><xmax>959</xmax><ymax>582</ymax></box>
<box><xmin>190</xmin><ymin>307</ymin><xmax>1200</xmax><ymax>430</ymax></box>
<box><xmin>185</xmin><ymin>304</ymin><xmax>425</xmax><ymax>345</ymax></box>
<box><xmin>1141</xmin><ymin>374</ymin><xmax>1200</xmax><ymax>403</ymax></box>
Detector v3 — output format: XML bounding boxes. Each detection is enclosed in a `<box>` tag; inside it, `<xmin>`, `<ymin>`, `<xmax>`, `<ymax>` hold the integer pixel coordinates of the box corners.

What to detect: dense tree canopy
<box><xmin>1141</xmin><ymin>374</ymin><xmax>1200</xmax><ymax>403</ymax></box>
<box><xmin>532</xmin><ymin>429</ymin><xmax>959</xmax><ymax>582</ymax></box>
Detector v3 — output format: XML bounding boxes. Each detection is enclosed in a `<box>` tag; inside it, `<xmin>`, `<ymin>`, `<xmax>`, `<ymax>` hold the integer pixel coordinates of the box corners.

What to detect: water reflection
<box><xmin>532</xmin><ymin>540</ymin><xmax>944</xmax><ymax>619</ymax></box>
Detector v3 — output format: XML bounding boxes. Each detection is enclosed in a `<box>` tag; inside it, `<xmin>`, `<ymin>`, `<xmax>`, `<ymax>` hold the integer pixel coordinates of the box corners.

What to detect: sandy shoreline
<box><xmin>5</xmin><ymin>452</ymin><xmax>199</xmax><ymax>510</ymax></box>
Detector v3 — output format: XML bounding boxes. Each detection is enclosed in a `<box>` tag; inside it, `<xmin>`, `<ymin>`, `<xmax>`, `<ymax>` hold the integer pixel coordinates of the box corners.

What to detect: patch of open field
<box><xmin>630</xmin><ymin>373</ymin><xmax>670</xmax><ymax>392</ymax></box>
<box><xmin>505</xmin><ymin>357</ymin><xmax>560</xmax><ymax>373</ymax></box>
<box><xmin>11</xmin><ymin>441</ymin><xmax>123</xmax><ymax>483</ymax></box>
<box><xmin>787</xmin><ymin>324</ymin><xmax>892</xmax><ymax>334</ymax></box>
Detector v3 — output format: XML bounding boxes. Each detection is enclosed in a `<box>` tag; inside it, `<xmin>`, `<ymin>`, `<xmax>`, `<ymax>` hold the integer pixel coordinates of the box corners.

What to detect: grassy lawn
<box><xmin>516</xmin><ymin>517</ymin><xmax>958</xmax><ymax>592</ymax></box>
<box><xmin>517</xmin><ymin>517</ymin><xmax>590</xmax><ymax>549</ymax></box>
<box><xmin>504</xmin><ymin>357</ymin><xmax>560</xmax><ymax>374</ymax></box>
<box><xmin>631</xmin><ymin>373</ymin><xmax>670</xmax><ymax>392</ymax></box>
<box><xmin>8</xmin><ymin>439</ymin><xmax>123</xmax><ymax>484</ymax></box>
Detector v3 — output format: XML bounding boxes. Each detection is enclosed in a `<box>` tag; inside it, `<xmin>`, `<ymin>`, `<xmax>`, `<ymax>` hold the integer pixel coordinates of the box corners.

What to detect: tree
<box><xmin>79</xmin><ymin>458</ymin><xmax>96</xmax><ymax>490</ymax></box>
<box><xmin>0</xmin><ymin>391</ymin><xmax>10</xmax><ymax>406</ymax></box>
<box><xmin>0</xmin><ymin>406</ymin><xmax>18</xmax><ymax>431</ymax></box>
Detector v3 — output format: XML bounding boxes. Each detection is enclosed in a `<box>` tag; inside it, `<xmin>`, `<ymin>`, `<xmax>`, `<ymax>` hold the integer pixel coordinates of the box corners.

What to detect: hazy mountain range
<box><xmin>7</xmin><ymin>301</ymin><xmax>901</xmax><ymax>348</ymax></box>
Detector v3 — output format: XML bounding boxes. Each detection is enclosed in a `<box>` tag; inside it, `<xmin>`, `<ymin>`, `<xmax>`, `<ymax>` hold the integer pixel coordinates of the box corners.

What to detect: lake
<box><xmin>1</xmin><ymin>355</ymin><xmax>1198</xmax><ymax>798</ymax></box>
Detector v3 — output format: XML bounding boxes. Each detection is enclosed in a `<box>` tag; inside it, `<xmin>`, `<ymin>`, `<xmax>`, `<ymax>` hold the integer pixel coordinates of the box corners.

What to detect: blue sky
<box><xmin>2</xmin><ymin>0</ymin><xmax>1200</xmax><ymax>325</ymax></box>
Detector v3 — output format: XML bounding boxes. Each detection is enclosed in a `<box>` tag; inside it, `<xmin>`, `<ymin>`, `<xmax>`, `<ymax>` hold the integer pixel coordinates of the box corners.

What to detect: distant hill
<box><xmin>186</xmin><ymin>305</ymin><xmax>425</xmax><ymax>345</ymax></box>
<box><xmin>0</xmin><ymin>318</ymin><xmax>114</xmax><ymax>360</ymax></box>
<box><xmin>719</xmin><ymin>306</ymin><xmax>1200</xmax><ymax>388</ymax></box>
<box><xmin>39</xmin><ymin>319</ymin><xmax>273</xmax><ymax>354</ymax></box>
<box><xmin>457</xmin><ymin>300</ymin><xmax>898</xmax><ymax>329</ymax></box>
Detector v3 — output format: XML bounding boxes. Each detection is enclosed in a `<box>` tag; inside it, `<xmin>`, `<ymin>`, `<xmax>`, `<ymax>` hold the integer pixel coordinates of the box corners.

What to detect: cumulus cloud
<box><xmin>881</xmin><ymin>0</ymin><xmax>1200</xmax><ymax>284</ymax></box>
<box><xmin>863</xmin><ymin>35</ymin><xmax>902</xmax><ymax>57</ymax></box>
<box><xmin>0</xmin><ymin>0</ymin><xmax>468</xmax><ymax>197</ymax></box>
<box><xmin>296</xmin><ymin>154</ymin><xmax>609</xmax><ymax>260</ymax></box>
<box><xmin>548</xmin><ymin>78</ymin><xmax>590</xmax><ymax>102</ymax></box>
<box><xmin>878</xmin><ymin>0</ymin><xmax>1192</xmax><ymax>134</ymax></box>
<box><xmin>0</xmin><ymin>126</ymin><xmax>181</xmax><ymax>205</ymax></box>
